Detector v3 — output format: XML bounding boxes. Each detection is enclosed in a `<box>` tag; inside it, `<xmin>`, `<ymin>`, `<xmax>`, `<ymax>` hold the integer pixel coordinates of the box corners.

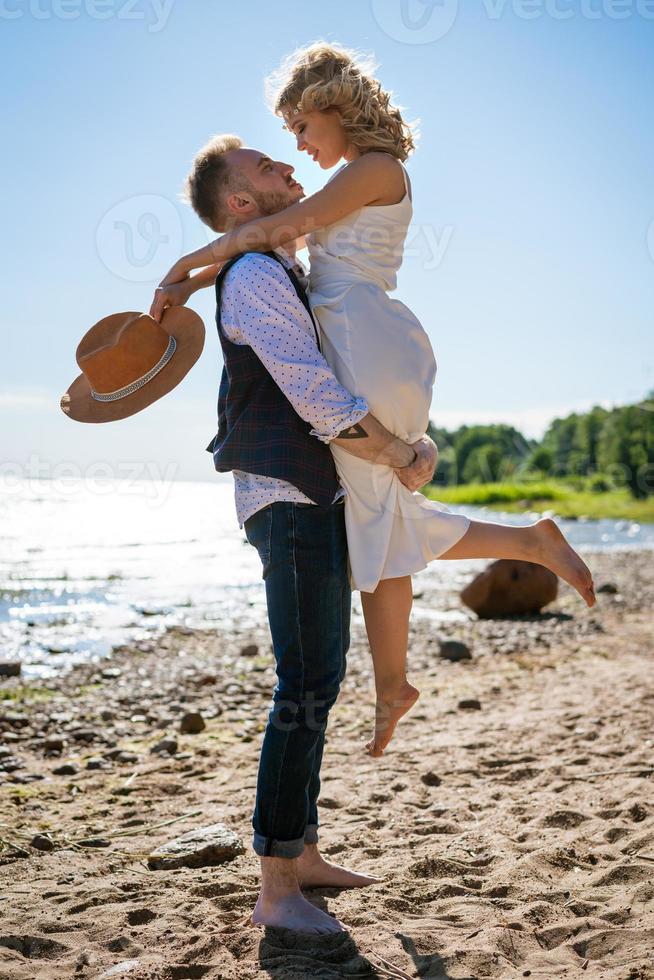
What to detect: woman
<box><xmin>151</xmin><ymin>42</ymin><xmax>596</xmax><ymax>758</ymax></box>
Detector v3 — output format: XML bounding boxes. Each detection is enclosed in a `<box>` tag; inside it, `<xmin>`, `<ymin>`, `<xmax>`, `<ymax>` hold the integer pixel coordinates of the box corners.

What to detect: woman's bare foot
<box><xmin>365</xmin><ymin>680</ymin><xmax>420</xmax><ymax>757</ymax></box>
<box><xmin>296</xmin><ymin>844</ymin><xmax>384</xmax><ymax>889</ymax></box>
<box><xmin>252</xmin><ymin>891</ymin><xmax>347</xmax><ymax>934</ymax></box>
<box><xmin>529</xmin><ymin>518</ymin><xmax>596</xmax><ymax>607</ymax></box>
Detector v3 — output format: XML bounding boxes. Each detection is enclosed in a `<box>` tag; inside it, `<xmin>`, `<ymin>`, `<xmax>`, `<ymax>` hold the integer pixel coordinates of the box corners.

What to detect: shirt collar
<box><xmin>275</xmin><ymin>245</ymin><xmax>308</xmax><ymax>279</ymax></box>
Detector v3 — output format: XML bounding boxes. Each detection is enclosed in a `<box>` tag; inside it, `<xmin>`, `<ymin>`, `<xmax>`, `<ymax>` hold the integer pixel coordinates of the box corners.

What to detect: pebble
<box><xmin>43</xmin><ymin>735</ymin><xmax>66</xmax><ymax>753</ymax></box>
<box><xmin>53</xmin><ymin>763</ymin><xmax>81</xmax><ymax>775</ymax></box>
<box><xmin>1</xmin><ymin>756</ymin><xmax>23</xmax><ymax>772</ymax></box>
<box><xmin>439</xmin><ymin>640</ymin><xmax>472</xmax><ymax>662</ymax></box>
<box><xmin>70</xmin><ymin>728</ymin><xmax>99</xmax><ymax>743</ymax></box>
<box><xmin>458</xmin><ymin>698</ymin><xmax>482</xmax><ymax>711</ymax></box>
<box><xmin>180</xmin><ymin>711</ymin><xmax>206</xmax><ymax>734</ymax></box>
<box><xmin>421</xmin><ymin>770</ymin><xmax>442</xmax><ymax>786</ymax></box>
<box><xmin>99</xmin><ymin>959</ymin><xmax>141</xmax><ymax>978</ymax></box>
<box><xmin>114</xmin><ymin>751</ymin><xmax>139</xmax><ymax>764</ymax></box>
<box><xmin>150</xmin><ymin>737</ymin><xmax>178</xmax><ymax>755</ymax></box>
<box><xmin>1</xmin><ymin>712</ymin><xmax>29</xmax><ymax>728</ymax></box>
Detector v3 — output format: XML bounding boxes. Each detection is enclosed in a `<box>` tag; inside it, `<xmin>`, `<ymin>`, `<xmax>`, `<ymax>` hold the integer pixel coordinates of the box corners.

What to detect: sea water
<box><xmin>1</xmin><ymin>476</ymin><xmax>652</xmax><ymax>680</ymax></box>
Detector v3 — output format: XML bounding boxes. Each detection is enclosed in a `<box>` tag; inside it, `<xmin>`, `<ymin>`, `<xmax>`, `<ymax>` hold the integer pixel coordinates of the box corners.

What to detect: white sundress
<box><xmin>305</xmin><ymin>160</ymin><xmax>471</xmax><ymax>593</ymax></box>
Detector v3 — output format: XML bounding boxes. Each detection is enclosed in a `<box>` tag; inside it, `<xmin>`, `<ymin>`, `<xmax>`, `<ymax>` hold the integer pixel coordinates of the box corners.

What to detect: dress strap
<box><xmin>326</xmin><ymin>162</ymin><xmax>349</xmax><ymax>186</ymax></box>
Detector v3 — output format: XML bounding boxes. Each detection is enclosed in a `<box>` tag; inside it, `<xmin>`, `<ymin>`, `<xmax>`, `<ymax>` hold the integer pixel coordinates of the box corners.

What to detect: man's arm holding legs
<box><xmin>333</xmin><ymin>417</ymin><xmax>438</xmax><ymax>491</ymax></box>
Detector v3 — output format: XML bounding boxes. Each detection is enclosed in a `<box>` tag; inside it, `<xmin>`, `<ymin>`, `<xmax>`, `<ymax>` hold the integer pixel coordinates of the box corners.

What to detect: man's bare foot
<box><xmin>529</xmin><ymin>518</ymin><xmax>596</xmax><ymax>607</ymax></box>
<box><xmin>252</xmin><ymin>891</ymin><xmax>347</xmax><ymax>934</ymax></box>
<box><xmin>365</xmin><ymin>680</ymin><xmax>420</xmax><ymax>757</ymax></box>
<box><xmin>297</xmin><ymin>844</ymin><xmax>384</xmax><ymax>889</ymax></box>
<box><xmin>253</xmin><ymin>854</ymin><xmax>347</xmax><ymax>934</ymax></box>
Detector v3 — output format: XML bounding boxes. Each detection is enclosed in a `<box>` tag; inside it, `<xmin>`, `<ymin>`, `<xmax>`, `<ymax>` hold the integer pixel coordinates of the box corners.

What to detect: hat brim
<box><xmin>60</xmin><ymin>307</ymin><xmax>205</xmax><ymax>423</ymax></box>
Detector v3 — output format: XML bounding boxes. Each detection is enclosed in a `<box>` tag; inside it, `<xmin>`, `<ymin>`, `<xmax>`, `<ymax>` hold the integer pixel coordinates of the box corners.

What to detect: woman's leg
<box><xmin>438</xmin><ymin>517</ymin><xmax>596</xmax><ymax>607</ymax></box>
<box><xmin>360</xmin><ymin>575</ymin><xmax>420</xmax><ymax>757</ymax></box>
<box><xmin>358</xmin><ymin>517</ymin><xmax>595</xmax><ymax>760</ymax></box>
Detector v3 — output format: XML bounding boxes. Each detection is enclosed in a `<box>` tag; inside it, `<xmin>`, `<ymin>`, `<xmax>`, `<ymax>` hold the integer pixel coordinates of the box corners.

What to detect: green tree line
<box><xmin>427</xmin><ymin>389</ymin><xmax>654</xmax><ymax>500</ymax></box>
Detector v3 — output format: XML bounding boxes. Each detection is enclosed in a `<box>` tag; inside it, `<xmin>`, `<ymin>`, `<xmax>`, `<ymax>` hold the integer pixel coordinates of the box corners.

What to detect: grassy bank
<box><xmin>423</xmin><ymin>479</ymin><xmax>654</xmax><ymax>522</ymax></box>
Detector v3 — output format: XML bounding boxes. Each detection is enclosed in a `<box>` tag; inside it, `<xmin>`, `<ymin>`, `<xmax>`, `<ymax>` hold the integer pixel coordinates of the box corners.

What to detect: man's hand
<box><xmin>394</xmin><ymin>435</ymin><xmax>438</xmax><ymax>492</ymax></box>
<box><xmin>149</xmin><ymin>279</ymin><xmax>193</xmax><ymax>323</ymax></box>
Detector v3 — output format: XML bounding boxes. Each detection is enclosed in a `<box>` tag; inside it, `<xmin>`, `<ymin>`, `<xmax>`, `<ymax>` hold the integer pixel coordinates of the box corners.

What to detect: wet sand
<box><xmin>0</xmin><ymin>548</ymin><xmax>652</xmax><ymax>979</ymax></box>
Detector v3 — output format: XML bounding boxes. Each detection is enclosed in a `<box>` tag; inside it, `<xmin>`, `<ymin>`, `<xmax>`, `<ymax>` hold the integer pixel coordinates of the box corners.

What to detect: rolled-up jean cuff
<box><xmin>252</xmin><ymin>831</ymin><xmax>306</xmax><ymax>859</ymax></box>
<box><xmin>304</xmin><ymin>823</ymin><xmax>319</xmax><ymax>844</ymax></box>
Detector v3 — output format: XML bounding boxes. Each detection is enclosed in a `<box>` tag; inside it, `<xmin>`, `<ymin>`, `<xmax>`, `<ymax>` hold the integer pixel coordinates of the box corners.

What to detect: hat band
<box><xmin>90</xmin><ymin>334</ymin><xmax>177</xmax><ymax>402</ymax></box>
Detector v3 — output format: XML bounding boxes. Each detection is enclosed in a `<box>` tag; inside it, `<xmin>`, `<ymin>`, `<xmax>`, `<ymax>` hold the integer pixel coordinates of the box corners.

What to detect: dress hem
<box><xmin>350</xmin><ymin>514</ymin><xmax>472</xmax><ymax>594</ymax></box>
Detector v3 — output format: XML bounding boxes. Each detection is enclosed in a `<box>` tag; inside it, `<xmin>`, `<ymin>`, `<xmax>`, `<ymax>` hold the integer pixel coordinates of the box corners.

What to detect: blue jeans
<box><xmin>243</xmin><ymin>498</ymin><xmax>351</xmax><ymax>858</ymax></box>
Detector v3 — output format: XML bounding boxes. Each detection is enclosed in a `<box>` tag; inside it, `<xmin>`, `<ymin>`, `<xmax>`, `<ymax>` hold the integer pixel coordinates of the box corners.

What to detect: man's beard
<box><xmin>251</xmin><ymin>188</ymin><xmax>297</xmax><ymax>216</ymax></box>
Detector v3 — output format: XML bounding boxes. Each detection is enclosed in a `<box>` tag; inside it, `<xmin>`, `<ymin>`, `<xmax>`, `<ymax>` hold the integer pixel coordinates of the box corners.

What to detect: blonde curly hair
<box><xmin>264</xmin><ymin>41</ymin><xmax>419</xmax><ymax>162</ymax></box>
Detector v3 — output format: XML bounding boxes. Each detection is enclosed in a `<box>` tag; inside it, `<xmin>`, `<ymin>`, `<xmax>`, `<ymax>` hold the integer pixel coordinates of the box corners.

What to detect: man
<box><xmin>150</xmin><ymin>135</ymin><xmax>437</xmax><ymax>935</ymax></box>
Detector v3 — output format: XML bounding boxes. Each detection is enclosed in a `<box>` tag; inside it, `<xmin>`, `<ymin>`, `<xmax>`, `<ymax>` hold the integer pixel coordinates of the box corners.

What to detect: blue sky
<box><xmin>2</xmin><ymin>0</ymin><xmax>653</xmax><ymax>482</ymax></box>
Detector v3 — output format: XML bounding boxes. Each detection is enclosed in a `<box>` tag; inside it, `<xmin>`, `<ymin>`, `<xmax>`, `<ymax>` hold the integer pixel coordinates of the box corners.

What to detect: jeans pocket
<box><xmin>244</xmin><ymin>505</ymin><xmax>273</xmax><ymax>571</ymax></box>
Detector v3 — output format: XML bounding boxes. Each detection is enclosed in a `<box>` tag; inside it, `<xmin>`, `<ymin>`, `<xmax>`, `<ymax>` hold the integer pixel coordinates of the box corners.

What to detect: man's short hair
<box><xmin>182</xmin><ymin>133</ymin><xmax>249</xmax><ymax>232</ymax></box>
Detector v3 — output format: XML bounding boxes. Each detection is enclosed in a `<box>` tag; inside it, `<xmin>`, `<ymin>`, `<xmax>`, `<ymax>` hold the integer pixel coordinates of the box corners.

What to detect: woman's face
<box><xmin>283</xmin><ymin>108</ymin><xmax>352</xmax><ymax>169</ymax></box>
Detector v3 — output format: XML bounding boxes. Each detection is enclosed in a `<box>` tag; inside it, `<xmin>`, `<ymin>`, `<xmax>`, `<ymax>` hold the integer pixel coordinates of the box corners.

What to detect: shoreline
<box><xmin>1</xmin><ymin>547</ymin><xmax>653</xmax><ymax>978</ymax></box>
<box><xmin>424</xmin><ymin>482</ymin><xmax>654</xmax><ymax>523</ymax></box>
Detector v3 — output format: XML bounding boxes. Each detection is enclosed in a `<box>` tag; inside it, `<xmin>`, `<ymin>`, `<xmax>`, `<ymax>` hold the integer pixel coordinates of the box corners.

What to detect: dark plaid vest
<box><xmin>205</xmin><ymin>251</ymin><xmax>341</xmax><ymax>508</ymax></box>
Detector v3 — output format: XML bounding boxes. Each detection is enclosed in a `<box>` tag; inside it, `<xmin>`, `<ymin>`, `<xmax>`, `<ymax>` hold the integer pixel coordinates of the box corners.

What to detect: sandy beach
<box><xmin>1</xmin><ymin>547</ymin><xmax>652</xmax><ymax>979</ymax></box>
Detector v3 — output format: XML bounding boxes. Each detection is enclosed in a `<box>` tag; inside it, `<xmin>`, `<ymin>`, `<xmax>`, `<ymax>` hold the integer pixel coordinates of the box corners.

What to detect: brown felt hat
<box><xmin>60</xmin><ymin>307</ymin><xmax>205</xmax><ymax>423</ymax></box>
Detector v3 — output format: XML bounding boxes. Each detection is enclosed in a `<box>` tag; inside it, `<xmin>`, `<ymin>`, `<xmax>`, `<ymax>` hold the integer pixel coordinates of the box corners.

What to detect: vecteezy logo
<box><xmin>95</xmin><ymin>194</ymin><xmax>183</xmax><ymax>282</ymax></box>
<box><xmin>370</xmin><ymin>0</ymin><xmax>459</xmax><ymax>43</ymax></box>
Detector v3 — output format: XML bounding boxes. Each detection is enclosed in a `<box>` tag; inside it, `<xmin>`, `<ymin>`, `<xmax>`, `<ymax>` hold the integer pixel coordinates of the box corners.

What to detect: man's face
<box><xmin>223</xmin><ymin>148</ymin><xmax>304</xmax><ymax>221</ymax></box>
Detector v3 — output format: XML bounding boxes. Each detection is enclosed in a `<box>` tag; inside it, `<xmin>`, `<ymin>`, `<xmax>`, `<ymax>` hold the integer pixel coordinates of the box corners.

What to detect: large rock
<box><xmin>461</xmin><ymin>559</ymin><xmax>557</xmax><ymax>618</ymax></box>
<box><xmin>147</xmin><ymin>823</ymin><xmax>245</xmax><ymax>870</ymax></box>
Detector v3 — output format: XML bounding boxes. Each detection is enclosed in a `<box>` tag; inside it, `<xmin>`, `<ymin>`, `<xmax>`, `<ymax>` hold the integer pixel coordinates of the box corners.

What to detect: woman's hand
<box><xmin>149</xmin><ymin>262</ymin><xmax>224</xmax><ymax>322</ymax></box>
<box><xmin>149</xmin><ymin>279</ymin><xmax>193</xmax><ymax>323</ymax></box>
<box><xmin>159</xmin><ymin>260</ymin><xmax>192</xmax><ymax>288</ymax></box>
<box><xmin>394</xmin><ymin>435</ymin><xmax>438</xmax><ymax>492</ymax></box>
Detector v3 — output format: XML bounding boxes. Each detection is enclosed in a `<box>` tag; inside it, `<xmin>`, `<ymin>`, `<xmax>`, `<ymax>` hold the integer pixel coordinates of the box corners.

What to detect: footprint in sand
<box><xmin>627</xmin><ymin>802</ymin><xmax>648</xmax><ymax>822</ymax></box>
<box><xmin>66</xmin><ymin>891</ymin><xmax>133</xmax><ymax>915</ymax></box>
<box><xmin>542</xmin><ymin>809</ymin><xmax>589</xmax><ymax>829</ymax></box>
<box><xmin>571</xmin><ymin>927</ymin><xmax>654</xmax><ymax>961</ymax></box>
<box><xmin>412</xmin><ymin>821</ymin><xmax>459</xmax><ymax>836</ymax></box>
<box><xmin>592</xmin><ymin>864</ymin><xmax>653</xmax><ymax>887</ymax></box>
<box><xmin>126</xmin><ymin>909</ymin><xmax>157</xmax><ymax>926</ymax></box>
<box><xmin>596</xmin><ymin>806</ymin><xmax>623</xmax><ymax>820</ymax></box>
<box><xmin>0</xmin><ymin>934</ymin><xmax>69</xmax><ymax>960</ymax></box>
<box><xmin>191</xmin><ymin>881</ymin><xmax>249</xmax><ymax>899</ymax></box>
<box><xmin>603</xmin><ymin>826</ymin><xmax>631</xmax><ymax>843</ymax></box>
<box><xmin>534</xmin><ymin>922</ymin><xmax>579</xmax><ymax>950</ymax></box>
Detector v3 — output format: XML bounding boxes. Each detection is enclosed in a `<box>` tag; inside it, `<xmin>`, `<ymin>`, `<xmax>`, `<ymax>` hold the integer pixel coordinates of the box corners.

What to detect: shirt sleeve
<box><xmin>220</xmin><ymin>253</ymin><xmax>369</xmax><ymax>443</ymax></box>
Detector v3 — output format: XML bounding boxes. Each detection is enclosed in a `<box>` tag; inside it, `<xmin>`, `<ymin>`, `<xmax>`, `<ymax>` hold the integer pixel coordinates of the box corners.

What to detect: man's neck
<box><xmin>276</xmin><ymin>242</ymin><xmax>297</xmax><ymax>261</ymax></box>
<box><xmin>232</xmin><ymin>214</ymin><xmax>297</xmax><ymax>262</ymax></box>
